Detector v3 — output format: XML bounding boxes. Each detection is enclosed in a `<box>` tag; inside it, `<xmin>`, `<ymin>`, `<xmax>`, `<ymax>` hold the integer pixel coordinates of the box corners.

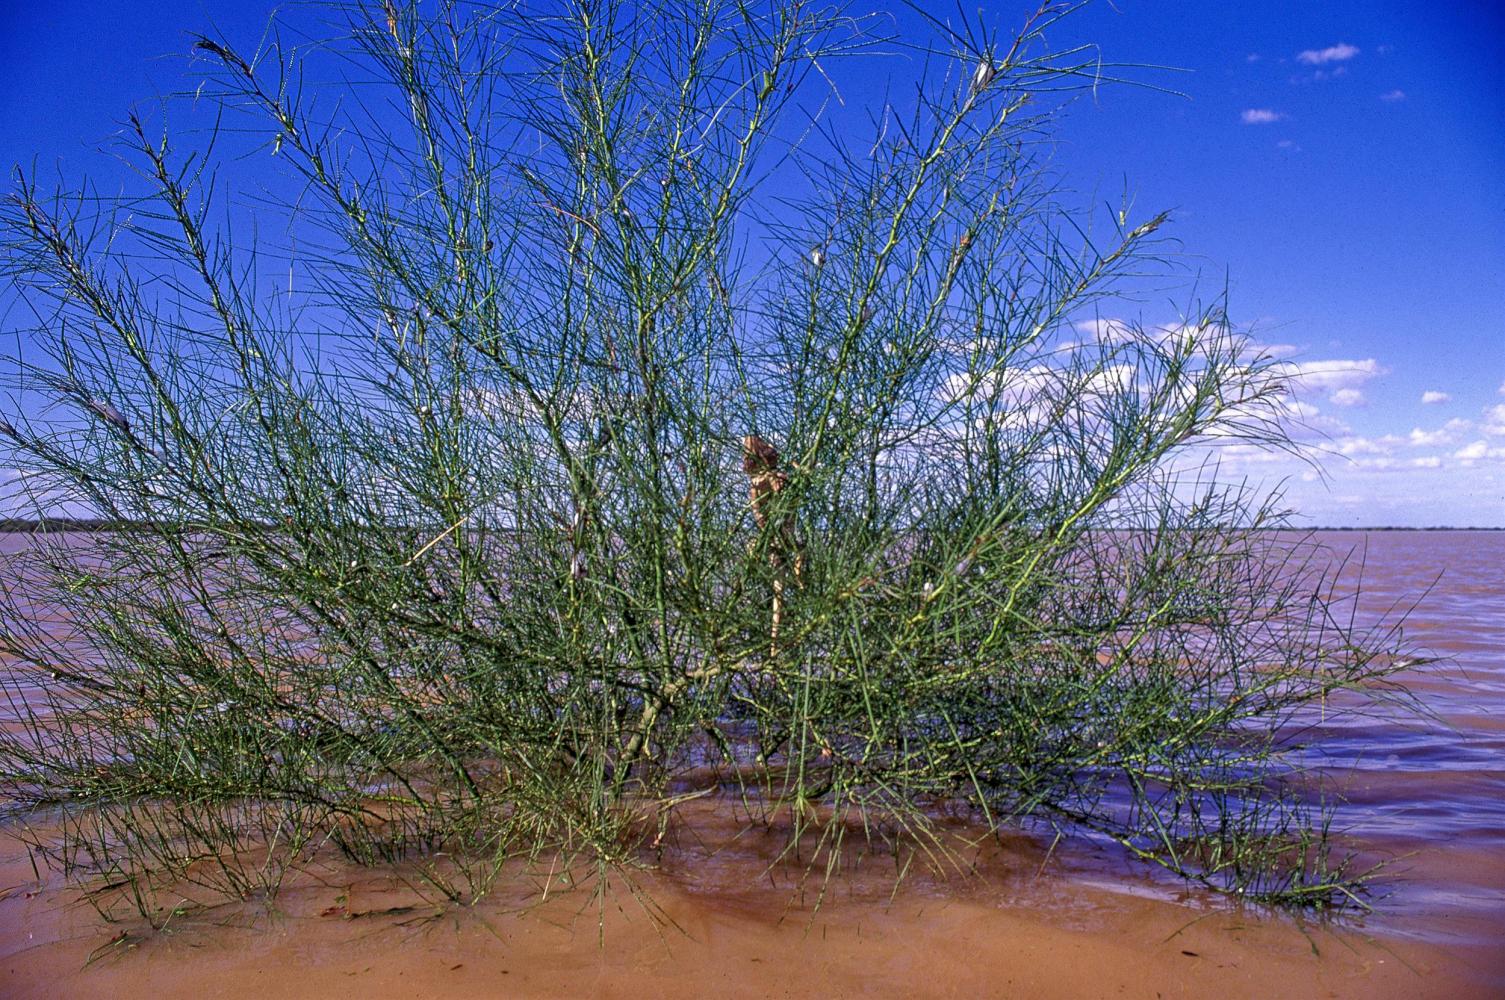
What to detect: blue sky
<box><xmin>1038</xmin><ymin>2</ymin><xmax>1505</xmax><ymax>526</ymax></box>
<box><xmin>1</xmin><ymin>1</ymin><xmax>1501</xmax><ymax>525</ymax></box>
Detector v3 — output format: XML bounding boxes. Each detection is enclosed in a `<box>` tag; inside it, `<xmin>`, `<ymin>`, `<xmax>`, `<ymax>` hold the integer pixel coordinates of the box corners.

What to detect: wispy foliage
<box><xmin>0</xmin><ymin>0</ymin><xmax>1412</xmax><ymax>923</ymax></box>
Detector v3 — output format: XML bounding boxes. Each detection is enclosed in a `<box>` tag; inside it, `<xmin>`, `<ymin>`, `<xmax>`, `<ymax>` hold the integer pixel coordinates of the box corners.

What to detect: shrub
<box><xmin>0</xmin><ymin>0</ymin><xmax>1410</xmax><ymax>921</ymax></box>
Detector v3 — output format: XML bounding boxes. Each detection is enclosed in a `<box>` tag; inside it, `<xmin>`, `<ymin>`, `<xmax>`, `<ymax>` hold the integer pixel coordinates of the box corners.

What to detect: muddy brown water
<box><xmin>0</xmin><ymin>529</ymin><xmax>1501</xmax><ymax>998</ymax></box>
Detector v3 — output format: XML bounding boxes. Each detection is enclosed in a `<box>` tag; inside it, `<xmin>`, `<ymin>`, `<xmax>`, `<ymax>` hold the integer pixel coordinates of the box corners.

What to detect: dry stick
<box><xmin>742</xmin><ymin>435</ymin><xmax>805</xmax><ymax>659</ymax></box>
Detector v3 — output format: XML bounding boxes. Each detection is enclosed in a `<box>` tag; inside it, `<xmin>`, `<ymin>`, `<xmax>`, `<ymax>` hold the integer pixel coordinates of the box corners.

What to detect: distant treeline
<box><xmin>0</xmin><ymin>517</ymin><xmax>132</xmax><ymax>532</ymax></box>
<box><xmin>0</xmin><ymin>517</ymin><xmax>234</xmax><ymax>533</ymax></box>
<box><xmin>2</xmin><ymin>516</ymin><xmax>1500</xmax><ymax>534</ymax></box>
<box><xmin>1304</xmin><ymin>525</ymin><xmax>1505</xmax><ymax>531</ymax></box>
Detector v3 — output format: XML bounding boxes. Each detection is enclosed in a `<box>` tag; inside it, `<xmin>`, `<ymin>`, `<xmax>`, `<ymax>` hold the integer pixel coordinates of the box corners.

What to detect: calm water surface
<box><xmin>1302</xmin><ymin>530</ymin><xmax>1505</xmax><ymax>952</ymax></box>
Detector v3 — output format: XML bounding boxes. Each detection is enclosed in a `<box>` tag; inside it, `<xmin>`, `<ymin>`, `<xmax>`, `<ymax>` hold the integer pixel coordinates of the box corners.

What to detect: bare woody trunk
<box><xmin>743</xmin><ymin>434</ymin><xmax>805</xmax><ymax>658</ymax></box>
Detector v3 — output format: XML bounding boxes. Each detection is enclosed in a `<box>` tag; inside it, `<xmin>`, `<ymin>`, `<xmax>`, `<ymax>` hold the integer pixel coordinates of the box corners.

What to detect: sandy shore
<box><xmin>2</xmin><ymin>819</ymin><xmax>1497</xmax><ymax>1000</ymax></box>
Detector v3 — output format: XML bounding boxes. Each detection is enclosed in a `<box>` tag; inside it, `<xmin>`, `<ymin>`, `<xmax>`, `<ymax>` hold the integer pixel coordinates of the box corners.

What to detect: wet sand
<box><xmin>0</xmin><ymin>860</ymin><xmax>1472</xmax><ymax>999</ymax></box>
<box><xmin>1</xmin><ymin>804</ymin><xmax>1497</xmax><ymax>1000</ymax></box>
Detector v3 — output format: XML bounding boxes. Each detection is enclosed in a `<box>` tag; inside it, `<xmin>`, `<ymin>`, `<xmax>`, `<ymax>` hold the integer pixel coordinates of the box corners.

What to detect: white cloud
<box><xmin>1077</xmin><ymin>317</ymin><xmax>1137</xmax><ymax>343</ymax></box>
<box><xmin>1380</xmin><ymin>89</ymin><xmax>1406</xmax><ymax>102</ymax></box>
<box><xmin>1454</xmin><ymin>441</ymin><xmax>1485</xmax><ymax>461</ymax></box>
<box><xmin>1483</xmin><ymin>403</ymin><xmax>1505</xmax><ymax>437</ymax></box>
<box><xmin>1277</xmin><ymin>397</ymin><xmax>1324</xmax><ymax>422</ymax></box>
<box><xmin>1409</xmin><ymin>423</ymin><xmax>1464</xmax><ymax>447</ymax></box>
<box><xmin>1498</xmin><ymin>379</ymin><xmax>1505</xmax><ymax>395</ymax></box>
<box><xmin>1244</xmin><ymin>394</ymin><xmax>1351</xmax><ymax>439</ymax></box>
<box><xmin>1336</xmin><ymin>435</ymin><xmax>1390</xmax><ymax>456</ymax></box>
<box><xmin>1241</xmin><ymin>109</ymin><xmax>1285</xmax><ymax>125</ymax></box>
<box><xmin>1341</xmin><ymin>420</ymin><xmax>1469</xmax><ymax>452</ymax></box>
<box><xmin>1329</xmin><ymin>388</ymin><xmax>1365</xmax><ymax>407</ymax></box>
<box><xmin>1420</xmin><ymin>391</ymin><xmax>1451</xmax><ymax>405</ymax></box>
<box><xmin>1339</xmin><ymin>453</ymin><xmax>1443</xmax><ymax>473</ymax></box>
<box><xmin>1211</xmin><ymin>442</ymin><xmax>1296</xmax><ymax>465</ymax></box>
<box><xmin>1297</xmin><ymin>43</ymin><xmax>1360</xmax><ymax>65</ymax></box>
<box><xmin>1279</xmin><ymin>357</ymin><xmax>1386</xmax><ymax>393</ymax></box>
<box><xmin>1077</xmin><ymin>317</ymin><xmax>1211</xmax><ymax>350</ymax></box>
<box><xmin>1244</xmin><ymin>340</ymin><xmax>1302</xmax><ymax>359</ymax></box>
<box><xmin>1083</xmin><ymin>363</ymin><xmax>1138</xmax><ymax>397</ymax></box>
<box><xmin>939</xmin><ymin>366</ymin><xmax>1057</xmax><ymax>430</ymax></box>
<box><xmin>1455</xmin><ymin>440</ymin><xmax>1505</xmax><ymax>465</ymax></box>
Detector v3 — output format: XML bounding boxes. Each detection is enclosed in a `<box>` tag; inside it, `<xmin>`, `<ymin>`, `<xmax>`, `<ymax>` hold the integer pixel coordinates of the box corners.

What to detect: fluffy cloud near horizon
<box><xmin>1408</xmin><ymin>420</ymin><xmax>1469</xmax><ymax>447</ymax></box>
<box><xmin>1253</xmin><ymin>341</ymin><xmax>1302</xmax><ymax>359</ymax></box>
<box><xmin>1484</xmin><ymin>403</ymin><xmax>1505</xmax><ymax>437</ymax></box>
<box><xmin>1328</xmin><ymin>388</ymin><xmax>1365</xmax><ymax>407</ymax></box>
<box><xmin>1241</xmin><ymin>108</ymin><xmax>1285</xmax><ymax>125</ymax></box>
<box><xmin>1188</xmin><ymin>364</ymin><xmax>1502</xmax><ymax>524</ymax></box>
<box><xmin>1279</xmin><ymin>357</ymin><xmax>1384</xmax><ymax>390</ymax></box>
<box><xmin>1297</xmin><ymin>43</ymin><xmax>1360</xmax><ymax>65</ymax></box>
<box><xmin>1343</xmin><ymin>455</ymin><xmax>1445</xmax><ymax>471</ymax></box>
<box><xmin>1455</xmin><ymin>440</ymin><xmax>1505</xmax><ymax>465</ymax></box>
<box><xmin>1299</xmin><ymin>408</ymin><xmax>1505</xmax><ymax>474</ymax></box>
<box><xmin>1046</xmin><ymin>324</ymin><xmax>1501</xmax><ymax>521</ymax></box>
<box><xmin>1276</xmin><ymin>357</ymin><xmax>1386</xmax><ymax>410</ymax></box>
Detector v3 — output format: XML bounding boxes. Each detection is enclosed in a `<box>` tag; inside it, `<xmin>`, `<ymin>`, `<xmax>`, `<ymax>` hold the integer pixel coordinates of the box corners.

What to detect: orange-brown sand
<box><xmin>1</xmin><ymin>813</ymin><xmax>1494</xmax><ymax>1000</ymax></box>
